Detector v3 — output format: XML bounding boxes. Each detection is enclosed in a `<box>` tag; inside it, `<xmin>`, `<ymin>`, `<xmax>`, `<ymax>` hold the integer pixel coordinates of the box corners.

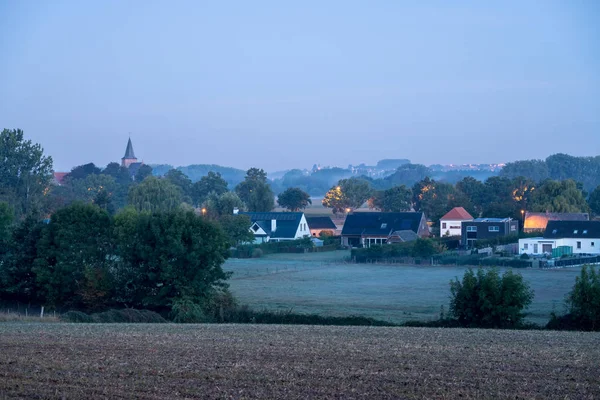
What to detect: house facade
<box><xmin>519</xmin><ymin>220</ymin><xmax>600</xmax><ymax>256</ymax></box>
<box><xmin>461</xmin><ymin>218</ymin><xmax>519</xmax><ymax>248</ymax></box>
<box><xmin>306</xmin><ymin>216</ymin><xmax>338</xmax><ymax>237</ymax></box>
<box><xmin>440</xmin><ymin>207</ymin><xmax>473</xmax><ymax>237</ymax></box>
<box><xmin>523</xmin><ymin>212</ymin><xmax>589</xmax><ymax>233</ymax></box>
<box><xmin>241</xmin><ymin>212</ymin><xmax>310</xmax><ymax>244</ymax></box>
<box><xmin>341</xmin><ymin>212</ymin><xmax>429</xmax><ymax>248</ymax></box>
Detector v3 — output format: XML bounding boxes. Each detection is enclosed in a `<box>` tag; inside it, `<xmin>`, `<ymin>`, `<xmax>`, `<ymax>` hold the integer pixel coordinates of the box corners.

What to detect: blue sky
<box><xmin>0</xmin><ymin>1</ymin><xmax>598</xmax><ymax>172</ymax></box>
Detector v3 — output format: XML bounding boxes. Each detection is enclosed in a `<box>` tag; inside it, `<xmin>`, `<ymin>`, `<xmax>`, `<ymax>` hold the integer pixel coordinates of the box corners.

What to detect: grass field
<box><xmin>225</xmin><ymin>251</ymin><xmax>582</xmax><ymax>325</ymax></box>
<box><xmin>1</xmin><ymin>323</ymin><xmax>598</xmax><ymax>399</ymax></box>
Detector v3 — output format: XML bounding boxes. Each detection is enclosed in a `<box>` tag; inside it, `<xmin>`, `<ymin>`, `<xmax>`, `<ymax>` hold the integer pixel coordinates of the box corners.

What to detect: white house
<box><xmin>519</xmin><ymin>220</ymin><xmax>600</xmax><ymax>256</ymax></box>
<box><xmin>439</xmin><ymin>207</ymin><xmax>473</xmax><ymax>237</ymax></box>
<box><xmin>240</xmin><ymin>212</ymin><xmax>310</xmax><ymax>244</ymax></box>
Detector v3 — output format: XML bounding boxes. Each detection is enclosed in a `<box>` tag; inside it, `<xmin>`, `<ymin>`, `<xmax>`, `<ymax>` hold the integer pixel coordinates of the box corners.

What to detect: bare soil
<box><xmin>1</xmin><ymin>323</ymin><xmax>598</xmax><ymax>399</ymax></box>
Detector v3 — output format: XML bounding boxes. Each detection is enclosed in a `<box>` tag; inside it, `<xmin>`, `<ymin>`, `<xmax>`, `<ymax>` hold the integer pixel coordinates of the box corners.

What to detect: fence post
<box><xmin>40</xmin><ymin>306</ymin><xmax>44</xmax><ymax>318</ymax></box>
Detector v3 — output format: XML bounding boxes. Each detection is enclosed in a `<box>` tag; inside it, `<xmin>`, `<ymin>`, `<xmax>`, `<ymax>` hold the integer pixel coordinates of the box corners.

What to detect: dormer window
<box><xmin>552</xmin><ymin>229</ymin><xmax>557</xmax><ymax>234</ymax></box>
<box><xmin>583</xmin><ymin>230</ymin><xmax>588</xmax><ymax>235</ymax></box>
<box><xmin>574</xmin><ymin>230</ymin><xmax>578</xmax><ymax>234</ymax></box>
<box><xmin>380</xmin><ymin>223</ymin><xmax>387</xmax><ymax>229</ymax></box>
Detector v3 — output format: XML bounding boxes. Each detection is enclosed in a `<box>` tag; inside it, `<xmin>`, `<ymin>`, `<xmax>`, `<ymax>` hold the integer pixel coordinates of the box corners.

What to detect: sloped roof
<box><xmin>388</xmin><ymin>230</ymin><xmax>418</xmax><ymax>242</ymax></box>
<box><xmin>440</xmin><ymin>207</ymin><xmax>473</xmax><ymax>221</ymax></box>
<box><xmin>525</xmin><ymin>212</ymin><xmax>589</xmax><ymax>230</ymax></box>
<box><xmin>241</xmin><ymin>212</ymin><xmax>303</xmax><ymax>239</ymax></box>
<box><xmin>123</xmin><ymin>138</ymin><xmax>136</xmax><ymax>159</ymax></box>
<box><xmin>306</xmin><ymin>216</ymin><xmax>337</xmax><ymax>230</ymax></box>
<box><xmin>543</xmin><ymin>221</ymin><xmax>600</xmax><ymax>239</ymax></box>
<box><xmin>342</xmin><ymin>212</ymin><xmax>423</xmax><ymax>236</ymax></box>
<box><xmin>53</xmin><ymin>172</ymin><xmax>68</xmax><ymax>185</ymax></box>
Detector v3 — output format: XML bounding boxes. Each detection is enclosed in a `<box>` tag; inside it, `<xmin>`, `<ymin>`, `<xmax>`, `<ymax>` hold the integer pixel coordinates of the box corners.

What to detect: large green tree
<box><xmin>128</xmin><ymin>176</ymin><xmax>183</xmax><ymax>213</ymax></box>
<box><xmin>192</xmin><ymin>171</ymin><xmax>228</xmax><ymax>207</ymax></box>
<box><xmin>528</xmin><ymin>179</ymin><xmax>589</xmax><ymax>213</ymax></box>
<box><xmin>235</xmin><ymin>168</ymin><xmax>274</xmax><ymax>212</ymax></box>
<box><xmin>33</xmin><ymin>203</ymin><xmax>114</xmax><ymax>310</ymax></box>
<box><xmin>449</xmin><ymin>268</ymin><xmax>534</xmax><ymax>328</ymax></box>
<box><xmin>204</xmin><ymin>191</ymin><xmax>245</xmax><ymax>218</ymax></box>
<box><xmin>411</xmin><ymin>178</ymin><xmax>456</xmax><ymax>222</ymax></box>
<box><xmin>165</xmin><ymin>169</ymin><xmax>193</xmax><ymax>203</ymax></box>
<box><xmin>0</xmin><ymin>129</ymin><xmax>53</xmax><ymax>218</ymax></box>
<box><xmin>277</xmin><ymin>187</ymin><xmax>312</xmax><ymax>211</ymax></box>
<box><xmin>322</xmin><ymin>178</ymin><xmax>372</xmax><ymax>214</ymax></box>
<box><xmin>589</xmin><ymin>185</ymin><xmax>600</xmax><ymax>216</ymax></box>
<box><xmin>134</xmin><ymin>164</ymin><xmax>153</xmax><ymax>183</ymax></box>
<box><xmin>368</xmin><ymin>185</ymin><xmax>412</xmax><ymax>212</ymax></box>
<box><xmin>113</xmin><ymin>208</ymin><xmax>231</xmax><ymax>310</ymax></box>
<box><xmin>219</xmin><ymin>214</ymin><xmax>254</xmax><ymax>246</ymax></box>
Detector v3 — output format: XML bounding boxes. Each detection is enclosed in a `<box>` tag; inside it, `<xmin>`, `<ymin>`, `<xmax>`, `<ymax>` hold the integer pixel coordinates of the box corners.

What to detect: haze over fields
<box><xmin>1</xmin><ymin>1</ymin><xmax>599</xmax><ymax>171</ymax></box>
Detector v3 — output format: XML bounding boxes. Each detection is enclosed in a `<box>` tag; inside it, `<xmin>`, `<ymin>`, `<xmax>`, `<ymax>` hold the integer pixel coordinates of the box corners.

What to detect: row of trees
<box><xmin>0</xmin><ymin>203</ymin><xmax>232</xmax><ymax>314</ymax></box>
<box><xmin>320</xmin><ymin>175</ymin><xmax>598</xmax><ymax>223</ymax></box>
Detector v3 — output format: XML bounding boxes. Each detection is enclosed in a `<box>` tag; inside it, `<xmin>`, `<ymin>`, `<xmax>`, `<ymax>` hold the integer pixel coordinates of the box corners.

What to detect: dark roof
<box><xmin>524</xmin><ymin>212</ymin><xmax>589</xmax><ymax>230</ymax></box>
<box><xmin>242</xmin><ymin>212</ymin><xmax>303</xmax><ymax>239</ymax></box>
<box><xmin>306</xmin><ymin>216</ymin><xmax>337</xmax><ymax>230</ymax></box>
<box><xmin>543</xmin><ymin>221</ymin><xmax>600</xmax><ymax>239</ymax></box>
<box><xmin>342</xmin><ymin>212</ymin><xmax>423</xmax><ymax>236</ymax></box>
<box><xmin>123</xmin><ymin>138</ymin><xmax>136</xmax><ymax>160</ymax></box>
<box><xmin>388</xmin><ymin>230</ymin><xmax>418</xmax><ymax>242</ymax></box>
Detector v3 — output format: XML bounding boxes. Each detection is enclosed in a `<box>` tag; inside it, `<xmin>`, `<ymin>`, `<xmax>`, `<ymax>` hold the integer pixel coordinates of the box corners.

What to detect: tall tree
<box><xmin>588</xmin><ymin>185</ymin><xmax>600</xmax><ymax>216</ymax></box>
<box><xmin>529</xmin><ymin>179</ymin><xmax>589</xmax><ymax>213</ymax></box>
<box><xmin>0</xmin><ymin>129</ymin><xmax>53</xmax><ymax>218</ymax></box>
<box><xmin>134</xmin><ymin>164</ymin><xmax>153</xmax><ymax>183</ymax></box>
<box><xmin>113</xmin><ymin>208</ymin><xmax>231</xmax><ymax>310</ymax></box>
<box><xmin>322</xmin><ymin>178</ymin><xmax>372</xmax><ymax>214</ymax></box>
<box><xmin>219</xmin><ymin>214</ymin><xmax>254</xmax><ymax>246</ymax></box>
<box><xmin>192</xmin><ymin>172</ymin><xmax>228</xmax><ymax>207</ymax></box>
<box><xmin>128</xmin><ymin>176</ymin><xmax>183</xmax><ymax>213</ymax></box>
<box><xmin>66</xmin><ymin>163</ymin><xmax>102</xmax><ymax>181</ymax></box>
<box><xmin>204</xmin><ymin>191</ymin><xmax>245</xmax><ymax>218</ymax></box>
<box><xmin>235</xmin><ymin>168</ymin><xmax>274</xmax><ymax>212</ymax></box>
<box><xmin>277</xmin><ymin>187</ymin><xmax>312</xmax><ymax>211</ymax></box>
<box><xmin>368</xmin><ymin>185</ymin><xmax>412</xmax><ymax>212</ymax></box>
<box><xmin>411</xmin><ymin>178</ymin><xmax>456</xmax><ymax>222</ymax></box>
<box><xmin>103</xmin><ymin>162</ymin><xmax>133</xmax><ymax>185</ymax></box>
<box><xmin>33</xmin><ymin>203</ymin><xmax>113</xmax><ymax>309</ymax></box>
<box><xmin>165</xmin><ymin>169</ymin><xmax>193</xmax><ymax>202</ymax></box>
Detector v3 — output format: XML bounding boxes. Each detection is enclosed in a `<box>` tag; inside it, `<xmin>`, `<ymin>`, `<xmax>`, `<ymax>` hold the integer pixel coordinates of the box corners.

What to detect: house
<box><xmin>306</xmin><ymin>216</ymin><xmax>338</xmax><ymax>237</ymax></box>
<box><xmin>52</xmin><ymin>172</ymin><xmax>68</xmax><ymax>186</ymax></box>
<box><xmin>523</xmin><ymin>212</ymin><xmax>589</xmax><ymax>233</ymax></box>
<box><xmin>519</xmin><ymin>220</ymin><xmax>600</xmax><ymax>256</ymax></box>
<box><xmin>341</xmin><ymin>212</ymin><xmax>429</xmax><ymax>248</ymax></box>
<box><xmin>240</xmin><ymin>212</ymin><xmax>310</xmax><ymax>244</ymax></box>
<box><xmin>439</xmin><ymin>207</ymin><xmax>473</xmax><ymax>237</ymax></box>
<box><xmin>461</xmin><ymin>218</ymin><xmax>519</xmax><ymax>248</ymax></box>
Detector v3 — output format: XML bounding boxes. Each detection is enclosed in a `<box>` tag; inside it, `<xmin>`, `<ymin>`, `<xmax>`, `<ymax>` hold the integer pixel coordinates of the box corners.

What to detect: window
<box><xmin>380</xmin><ymin>223</ymin><xmax>387</xmax><ymax>229</ymax></box>
<box><xmin>488</xmin><ymin>226</ymin><xmax>500</xmax><ymax>232</ymax></box>
<box><xmin>552</xmin><ymin>229</ymin><xmax>557</xmax><ymax>234</ymax></box>
<box><xmin>442</xmin><ymin>223</ymin><xmax>447</xmax><ymax>229</ymax></box>
<box><xmin>467</xmin><ymin>226</ymin><xmax>477</xmax><ymax>232</ymax></box>
<box><xmin>533</xmin><ymin>244</ymin><xmax>538</xmax><ymax>253</ymax></box>
<box><xmin>592</xmin><ymin>242</ymin><xmax>595</xmax><ymax>247</ymax></box>
<box><xmin>524</xmin><ymin>243</ymin><xmax>529</xmax><ymax>250</ymax></box>
<box><xmin>511</xmin><ymin>225</ymin><xmax>517</xmax><ymax>231</ymax></box>
<box><xmin>252</xmin><ymin>224</ymin><xmax>260</xmax><ymax>232</ymax></box>
<box><xmin>583</xmin><ymin>230</ymin><xmax>588</xmax><ymax>235</ymax></box>
<box><xmin>577</xmin><ymin>241</ymin><xmax>581</xmax><ymax>249</ymax></box>
<box><xmin>574</xmin><ymin>230</ymin><xmax>578</xmax><ymax>234</ymax></box>
<box><xmin>450</xmin><ymin>225</ymin><xmax>461</xmax><ymax>229</ymax></box>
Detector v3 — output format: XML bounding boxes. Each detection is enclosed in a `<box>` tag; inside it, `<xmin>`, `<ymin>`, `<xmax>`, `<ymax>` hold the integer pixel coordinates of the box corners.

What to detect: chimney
<box><xmin>271</xmin><ymin>219</ymin><xmax>277</xmax><ymax>232</ymax></box>
<box><xmin>233</xmin><ymin>207</ymin><xmax>239</xmax><ymax>215</ymax></box>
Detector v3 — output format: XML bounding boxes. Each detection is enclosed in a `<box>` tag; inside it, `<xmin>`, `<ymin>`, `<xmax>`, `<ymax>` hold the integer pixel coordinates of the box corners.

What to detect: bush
<box><xmin>61</xmin><ymin>311</ymin><xmax>94</xmax><ymax>323</ymax></box>
<box><xmin>548</xmin><ymin>266</ymin><xmax>600</xmax><ymax>331</ymax></box>
<box><xmin>170</xmin><ymin>298</ymin><xmax>207</xmax><ymax>323</ymax></box>
<box><xmin>251</xmin><ymin>248</ymin><xmax>263</xmax><ymax>258</ymax></box>
<box><xmin>61</xmin><ymin>309</ymin><xmax>166</xmax><ymax>323</ymax></box>
<box><xmin>520</xmin><ymin>253</ymin><xmax>530</xmax><ymax>260</ymax></box>
<box><xmin>449</xmin><ymin>268</ymin><xmax>534</xmax><ymax>328</ymax></box>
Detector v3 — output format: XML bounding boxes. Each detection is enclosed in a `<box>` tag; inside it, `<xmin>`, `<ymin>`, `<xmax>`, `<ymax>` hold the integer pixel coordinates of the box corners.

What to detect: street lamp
<box><xmin>521</xmin><ymin>209</ymin><xmax>525</xmax><ymax>230</ymax></box>
<box><xmin>201</xmin><ymin>208</ymin><xmax>207</xmax><ymax>216</ymax></box>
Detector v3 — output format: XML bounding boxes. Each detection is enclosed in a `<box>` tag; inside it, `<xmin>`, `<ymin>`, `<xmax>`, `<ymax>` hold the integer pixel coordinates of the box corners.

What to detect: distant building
<box><xmin>121</xmin><ymin>138</ymin><xmax>144</xmax><ymax>177</ymax></box>
<box><xmin>523</xmin><ymin>211</ymin><xmax>589</xmax><ymax>233</ymax></box>
<box><xmin>440</xmin><ymin>207</ymin><xmax>474</xmax><ymax>237</ymax></box>
<box><xmin>461</xmin><ymin>218</ymin><xmax>518</xmax><ymax>248</ymax></box>
<box><xmin>52</xmin><ymin>172</ymin><xmax>68</xmax><ymax>186</ymax></box>
<box><xmin>241</xmin><ymin>212</ymin><xmax>310</xmax><ymax>244</ymax></box>
<box><xmin>341</xmin><ymin>212</ymin><xmax>429</xmax><ymax>248</ymax></box>
<box><xmin>306</xmin><ymin>216</ymin><xmax>338</xmax><ymax>237</ymax></box>
<box><xmin>519</xmin><ymin>220</ymin><xmax>600</xmax><ymax>256</ymax></box>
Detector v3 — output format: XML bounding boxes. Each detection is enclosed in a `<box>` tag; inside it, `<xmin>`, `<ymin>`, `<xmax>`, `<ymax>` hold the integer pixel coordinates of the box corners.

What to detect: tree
<box><xmin>411</xmin><ymin>178</ymin><xmax>456</xmax><ymax>222</ymax></box>
<box><xmin>66</xmin><ymin>163</ymin><xmax>102</xmax><ymax>181</ymax></box>
<box><xmin>456</xmin><ymin>177</ymin><xmax>486</xmax><ymax>217</ymax></box>
<box><xmin>564</xmin><ymin>266</ymin><xmax>600</xmax><ymax>331</ymax></box>
<box><xmin>192</xmin><ymin>172</ymin><xmax>228</xmax><ymax>207</ymax></box>
<box><xmin>277</xmin><ymin>188</ymin><xmax>312</xmax><ymax>211</ymax></box>
<box><xmin>500</xmin><ymin>159</ymin><xmax>550</xmax><ymax>182</ymax></box>
<box><xmin>322</xmin><ymin>178</ymin><xmax>372</xmax><ymax>214</ymax></box>
<box><xmin>368</xmin><ymin>185</ymin><xmax>412</xmax><ymax>212</ymax></box>
<box><xmin>235</xmin><ymin>169</ymin><xmax>274</xmax><ymax>212</ymax></box>
<box><xmin>165</xmin><ymin>169</ymin><xmax>193</xmax><ymax>202</ymax></box>
<box><xmin>113</xmin><ymin>208</ymin><xmax>231</xmax><ymax>311</ymax></box>
<box><xmin>219</xmin><ymin>214</ymin><xmax>254</xmax><ymax>246</ymax></box>
<box><xmin>33</xmin><ymin>203</ymin><xmax>114</xmax><ymax>309</ymax></box>
<box><xmin>411</xmin><ymin>238</ymin><xmax>439</xmax><ymax>258</ymax></box>
<box><xmin>0</xmin><ymin>202</ymin><xmax>13</xmax><ymax>249</ymax></box>
<box><xmin>529</xmin><ymin>179</ymin><xmax>589</xmax><ymax>213</ymax></box>
<box><xmin>589</xmin><ymin>185</ymin><xmax>600</xmax><ymax>216</ymax></box>
<box><xmin>128</xmin><ymin>176</ymin><xmax>183</xmax><ymax>213</ymax></box>
<box><xmin>204</xmin><ymin>191</ymin><xmax>245</xmax><ymax>218</ymax></box>
<box><xmin>0</xmin><ymin>129</ymin><xmax>54</xmax><ymax>219</ymax></box>
<box><xmin>103</xmin><ymin>162</ymin><xmax>133</xmax><ymax>186</ymax></box>
<box><xmin>0</xmin><ymin>214</ymin><xmax>45</xmax><ymax>304</ymax></box>
<box><xmin>449</xmin><ymin>268</ymin><xmax>534</xmax><ymax>328</ymax></box>
<box><xmin>384</xmin><ymin>164</ymin><xmax>432</xmax><ymax>188</ymax></box>
<box><xmin>135</xmin><ymin>164</ymin><xmax>153</xmax><ymax>183</ymax></box>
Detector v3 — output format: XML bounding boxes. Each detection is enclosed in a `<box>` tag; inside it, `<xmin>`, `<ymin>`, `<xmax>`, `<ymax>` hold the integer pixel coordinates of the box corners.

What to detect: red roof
<box><xmin>53</xmin><ymin>172</ymin><xmax>68</xmax><ymax>185</ymax></box>
<box><xmin>440</xmin><ymin>207</ymin><xmax>473</xmax><ymax>221</ymax></box>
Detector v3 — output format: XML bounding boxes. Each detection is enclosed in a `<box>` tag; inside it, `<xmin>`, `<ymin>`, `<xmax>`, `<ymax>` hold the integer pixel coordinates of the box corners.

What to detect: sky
<box><xmin>0</xmin><ymin>1</ymin><xmax>599</xmax><ymax>172</ymax></box>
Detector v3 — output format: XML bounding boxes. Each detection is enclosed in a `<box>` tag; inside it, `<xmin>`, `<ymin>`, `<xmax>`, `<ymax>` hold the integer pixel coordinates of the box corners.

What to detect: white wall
<box><xmin>440</xmin><ymin>219</ymin><xmax>466</xmax><ymax>237</ymax></box>
<box><xmin>293</xmin><ymin>214</ymin><xmax>310</xmax><ymax>239</ymax></box>
<box><xmin>519</xmin><ymin>237</ymin><xmax>600</xmax><ymax>255</ymax></box>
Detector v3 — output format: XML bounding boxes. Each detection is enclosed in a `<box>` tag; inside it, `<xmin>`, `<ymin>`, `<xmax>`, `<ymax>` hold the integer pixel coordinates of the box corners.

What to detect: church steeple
<box><xmin>121</xmin><ymin>137</ymin><xmax>138</xmax><ymax>167</ymax></box>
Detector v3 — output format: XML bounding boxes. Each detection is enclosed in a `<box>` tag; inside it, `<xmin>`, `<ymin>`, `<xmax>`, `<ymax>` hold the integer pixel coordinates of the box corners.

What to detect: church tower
<box><xmin>121</xmin><ymin>138</ymin><xmax>138</xmax><ymax>168</ymax></box>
